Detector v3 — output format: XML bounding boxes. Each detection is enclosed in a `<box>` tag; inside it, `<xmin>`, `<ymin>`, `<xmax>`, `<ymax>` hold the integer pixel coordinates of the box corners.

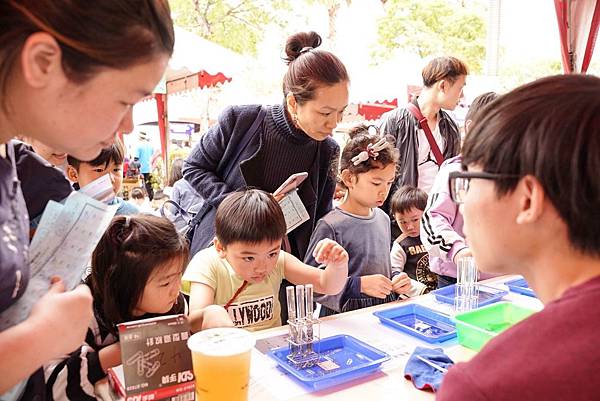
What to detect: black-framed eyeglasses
<box><xmin>448</xmin><ymin>171</ymin><xmax>519</xmax><ymax>204</ymax></box>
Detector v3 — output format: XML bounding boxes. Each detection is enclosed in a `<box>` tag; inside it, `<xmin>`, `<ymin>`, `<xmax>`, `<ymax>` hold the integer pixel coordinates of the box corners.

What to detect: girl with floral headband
<box><xmin>304</xmin><ymin>125</ymin><xmax>419</xmax><ymax>316</ymax></box>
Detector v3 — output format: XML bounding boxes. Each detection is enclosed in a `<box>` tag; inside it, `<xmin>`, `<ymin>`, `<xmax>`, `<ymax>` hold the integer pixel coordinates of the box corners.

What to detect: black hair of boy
<box><xmin>338</xmin><ymin>124</ymin><xmax>399</xmax><ymax>189</ymax></box>
<box><xmin>462</xmin><ymin>74</ymin><xmax>600</xmax><ymax>256</ymax></box>
<box><xmin>215</xmin><ymin>189</ymin><xmax>286</xmax><ymax>247</ymax></box>
<box><xmin>67</xmin><ymin>136</ymin><xmax>125</xmax><ymax>170</ymax></box>
<box><xmin>390</xmin><ymin>185</ymin><xmax>428</xmax><ymax>216</ymax></box>
<box><xmin>130</xmin><ymin>187</ymin><xmax>145</xmax><ymax>200</ymax></box>
<box><xmin>464</xmin><ymin>92</ymin><xmax>500</xmax><ymax>135</ymax></box>
<box><xmin>87</xmin><ymin>215</ymin><xmax>188</xmax><ymax>334</ymax></box>
<box><xmin>464</xmin><ymin>92</ymin><xmax>499</xmax><ymax>123</ymax></box>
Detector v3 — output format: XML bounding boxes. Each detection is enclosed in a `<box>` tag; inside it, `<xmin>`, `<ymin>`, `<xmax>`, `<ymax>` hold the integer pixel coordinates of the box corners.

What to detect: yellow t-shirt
<box><xmin>182</xmin><ymin>246</ymin><xmax>285</xmax><ymax>331</ymax></box>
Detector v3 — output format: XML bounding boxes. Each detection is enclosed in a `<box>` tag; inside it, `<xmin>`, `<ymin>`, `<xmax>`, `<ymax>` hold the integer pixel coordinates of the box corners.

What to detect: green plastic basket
<box><xmin>454</xmin><ymin>302</ymin><xmax>536</xmax><ymax>351</ymax></box>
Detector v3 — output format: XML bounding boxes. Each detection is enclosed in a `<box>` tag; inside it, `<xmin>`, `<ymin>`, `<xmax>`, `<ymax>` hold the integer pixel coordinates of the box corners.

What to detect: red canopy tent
<box><xmin>554</xmin><ymin>0</ymin><xmax>600</xmax><ymax>73</ymax></box>
<box><xmin>147</xmin><ymin>27</ymin><xmax>242</xmax><ymax>174</ymax></box>
<box><xmin>153</xmin><ymin>70</ymin><xmax>232</xmax><ymax>175</ymax></box>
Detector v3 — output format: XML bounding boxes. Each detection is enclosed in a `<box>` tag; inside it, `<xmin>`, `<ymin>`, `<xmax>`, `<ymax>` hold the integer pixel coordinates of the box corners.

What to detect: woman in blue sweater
<box><xmin>183</xmin><ymin>31</ymin><xmax>350</xmax><ymax>262</ymax></box>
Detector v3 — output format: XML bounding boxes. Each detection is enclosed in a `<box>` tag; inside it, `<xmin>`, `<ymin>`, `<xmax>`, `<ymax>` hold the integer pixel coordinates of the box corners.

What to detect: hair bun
<box><xmin>283</xmin><ymin>31</ymin><xmax>322</xmax><ymax>65</ymax></box>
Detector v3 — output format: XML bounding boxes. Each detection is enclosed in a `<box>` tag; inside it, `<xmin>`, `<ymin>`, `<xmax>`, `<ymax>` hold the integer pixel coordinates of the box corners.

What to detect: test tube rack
<box><xmin>286</xmin><ymin>284</ymin><xmax>321</xmax><ymax>369</ymax></box>
<box><xmin>455</xmin><ymin>257</ymin><xmax>480</xmax><ymax>312</ymax></box>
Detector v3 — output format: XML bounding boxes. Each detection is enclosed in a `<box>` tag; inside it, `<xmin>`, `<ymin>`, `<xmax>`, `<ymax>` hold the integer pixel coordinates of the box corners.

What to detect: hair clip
<box><xmin>351</xmin><ymin>137</ymin><xmax>389</xmax><ymax>166</ymax></box>
<box><xmin>299</xmin><ymin>46</ymin><xmax>313</xmax><ymax>55</ymax></box>
<box><xmin>123</xmin><ymin>216</ymin><xmax>131</xmax><ymax>228</ymax></box>
<box><xmin>367</xmin><ymin>125</ymin><xmax>379</xmax><ymax>136</ymax></box>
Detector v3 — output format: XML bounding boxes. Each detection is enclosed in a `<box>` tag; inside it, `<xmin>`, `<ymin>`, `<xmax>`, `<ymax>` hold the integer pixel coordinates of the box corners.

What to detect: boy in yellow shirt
<box><xmin>183</xmin><ymin>189</ymin><xmax>349</xmax><ymax>331</ymax></box>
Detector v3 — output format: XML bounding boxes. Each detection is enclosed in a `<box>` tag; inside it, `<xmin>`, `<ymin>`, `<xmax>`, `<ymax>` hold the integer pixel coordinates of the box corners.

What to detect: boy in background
<box><xmin>67</xmin><ymin>138</ymin><xmax>139</xmax><ymax>216</ymax></box>
<box><xmin>390</xmin><ymin>186</ymin><xmax>437</xmax><ymax>294</ymax></box>
<box><xmin>130</xmin><ymin>187</ymin><xmax>153</xmax><ymax>213</ymax></box>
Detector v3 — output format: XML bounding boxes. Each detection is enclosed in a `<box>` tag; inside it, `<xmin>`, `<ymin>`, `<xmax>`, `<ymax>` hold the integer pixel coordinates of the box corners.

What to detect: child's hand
<box><xmin>391</xmin><ymin>273</ymin><xmax>413</xmax><ymax>294</ymax></box>
<box><xmin>98</xmin><ymin>342</ymin><xmax>122</xmax><ymax>372</ymax></box>
<box><xmin>202</xmin><ymin>305</ymin><xmax>234</xmax><ymax>330</ymax></box>
<box><xmin>453</xmin><ymin>247</ymin><xmax>473</xmax><ymax>264</ymax></box>
<box><xmin>188</xmin><ymin>305</ymin><xmax>234</xmax><ymax>333</ymax></box>
<box><xmin>360</xmin><ymin>274</ymin><xmax>392</xmax><ymax>299</ymax></box>
<box><xmin>312</xmin><ymin>239</ymin><xmax>348</xmax><ymax>269</ymax></box>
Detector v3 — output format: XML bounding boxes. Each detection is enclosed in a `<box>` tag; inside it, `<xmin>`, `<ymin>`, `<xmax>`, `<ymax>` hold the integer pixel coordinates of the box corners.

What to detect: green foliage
<box><xmin>375</xmin><ymin>0</ymin><xmax>486</xmax><ymax>73</ymax></box>
<box><xmin>170</xmin><ymin>0</ymin><xmax>291</xmax><ymax>56</ymax></box>
<box><xmin>168</xmin><ymin>147</ymin><xmax>191</xmax><ymax>169</ymax></box>
<box><xmin>498</xmin><ymin>59</ymin><xmax>563</xmax><ymax>91</ymax></box>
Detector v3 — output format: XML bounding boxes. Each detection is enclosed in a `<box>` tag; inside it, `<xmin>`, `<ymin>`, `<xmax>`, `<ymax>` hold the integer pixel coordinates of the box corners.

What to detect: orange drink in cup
<box><xmin>187</xmin><ymin>327</ymin><xmax>256</xmax><ymax>401</ymax></box>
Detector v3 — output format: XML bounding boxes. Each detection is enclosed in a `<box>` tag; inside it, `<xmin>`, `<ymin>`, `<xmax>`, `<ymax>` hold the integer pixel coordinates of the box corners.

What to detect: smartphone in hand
<box><xmin>273</xmin><ymin>172</ymin><xmax>308</xmax><ymax>197</ymax></box>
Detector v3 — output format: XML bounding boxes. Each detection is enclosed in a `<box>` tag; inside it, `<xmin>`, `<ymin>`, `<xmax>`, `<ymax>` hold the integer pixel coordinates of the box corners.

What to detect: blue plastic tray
<box><xmin>431</xmin><ymin>284</ymin><xmax>508</xmax><ymax>307</ymax></box>
<box><xmin>505</xmin><ymin>278</ymin><xmax>537</xmax><ymax>297</ymax></box>
<box><xmin>268</xmin><ymin>334</ymin><xmax>390</xmax><ymax>391</ymax></box>
<box><xmin>373</xmin><ymin>304</ymin><xmax>456</xmax><ymax>343</ymax></box>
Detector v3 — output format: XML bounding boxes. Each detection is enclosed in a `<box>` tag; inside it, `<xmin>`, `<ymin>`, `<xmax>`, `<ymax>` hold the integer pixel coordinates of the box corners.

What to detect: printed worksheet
<box><xmin>278</xmin><ymin>190</ymin><xmax>310</xmax><ymax>234</ymax></box>
<box><xmin>0</xmin><ymin>192</ymin><xmax>117</xmax><ymax>331</ymax></box>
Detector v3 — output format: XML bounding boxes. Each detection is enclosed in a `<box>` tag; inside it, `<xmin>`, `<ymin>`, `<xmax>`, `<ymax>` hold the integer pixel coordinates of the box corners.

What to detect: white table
<box><xmin>96</xmin><ymin>275</ymin><xmax>542</xmax><ymax>401</ymax></box>
<box><xmin>247</xmin><ymin>275</ymin><xmax>543</xmax><ymax>401</ymax></box>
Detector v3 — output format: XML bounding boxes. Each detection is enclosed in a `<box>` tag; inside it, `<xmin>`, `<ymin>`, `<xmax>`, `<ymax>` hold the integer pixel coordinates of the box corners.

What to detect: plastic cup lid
<box><xmin>187</xmin><ymin>327</ymin><xmax>256</xmax><ymax>357</ymax></box>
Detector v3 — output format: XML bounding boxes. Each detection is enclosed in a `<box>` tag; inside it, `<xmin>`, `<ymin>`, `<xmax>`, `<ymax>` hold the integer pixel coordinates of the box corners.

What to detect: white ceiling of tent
<box><xmin>166</xmin><ymin>27</ymin><xmax>247</xmax><ymax>81</ymax></box>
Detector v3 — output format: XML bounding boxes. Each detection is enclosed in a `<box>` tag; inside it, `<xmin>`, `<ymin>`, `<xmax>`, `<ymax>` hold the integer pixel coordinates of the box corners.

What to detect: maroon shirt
<box><xmin>438</xmin><ymin>275</ymin><xmax>600</xmax><ymax>401</ymax></box>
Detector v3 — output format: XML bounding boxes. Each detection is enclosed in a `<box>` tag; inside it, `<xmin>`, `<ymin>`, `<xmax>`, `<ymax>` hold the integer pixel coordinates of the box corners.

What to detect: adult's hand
<box><xmin>27</xmin><ymin>277</ymin><xmax>93</xmax><ymax>357</ymax></box>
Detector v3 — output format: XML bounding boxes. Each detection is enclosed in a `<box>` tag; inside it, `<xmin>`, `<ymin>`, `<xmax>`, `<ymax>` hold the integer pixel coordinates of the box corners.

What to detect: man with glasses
<box><xmin>437</xmin><ymin>74</ymin><xmax>600</xmax><ymax>400</ymax></box>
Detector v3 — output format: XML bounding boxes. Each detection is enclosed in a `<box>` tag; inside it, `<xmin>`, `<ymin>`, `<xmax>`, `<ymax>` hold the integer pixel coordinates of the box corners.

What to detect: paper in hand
<box><xmin>0</xmin><ymin>191</ymin><xmax>117</xmax><ymax>331</ymax></box>
<box><xmin>278</xmin><ymin>190</ymin><xmax>309</xmax><ymax>234</ymax></box>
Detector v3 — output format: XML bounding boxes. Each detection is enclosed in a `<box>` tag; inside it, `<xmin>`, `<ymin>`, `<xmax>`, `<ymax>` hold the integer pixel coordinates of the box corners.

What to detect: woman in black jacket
<box><xmin>183</xmin><ymin>31</ymin><xmax>350</xmax><ymax>261</ymax></box>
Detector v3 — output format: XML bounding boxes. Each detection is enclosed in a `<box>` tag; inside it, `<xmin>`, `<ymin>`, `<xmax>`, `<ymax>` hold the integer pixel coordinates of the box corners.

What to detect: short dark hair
<box><xmin>465</xmin><ymin>91</ymin><xmax>500</xmax><ymax>124</ymax></box>
<box><xmin>390</xmin><ymin>185</ymin><xmax>428</xmax><ymax>215</ymax></box>
<box><xmin>282</xmin><ymin>31</ymin><xmax>349</xmax><ymax>105</ymax></box>
<box><xmin>422</xmin><ymin>56</ymin><xmax>469</xmax><ymax>87</ymax></box>
<box><xmin>0</xmin><ymin>0</ymin><xmax>174</xmax><ymax>110</ymax></box>
<box><xmin>462</xmin><ymin>74</ymin><xmax>600</xmax><ymax>256</ymax></box>
<box><xmin>338</xmin><ymin>125</ymin><xmax>399</xmax><ymax>189</ymax></box>
<box><xmin>88</xmin><ymin>215</ymin><xmax>188</xmax><ymax>334</ymax></box>
<box><xmin>215</xmin><ymin>189</ymin><xmax>286</xmax><ymax>247</ymax></box>
<box><xmin>68</xmin><ymin>136</ymin><xmax>124</xmax><ymax>170</ymax></box>
<box><xmin>130</xmin><ymin>187</ymin><xmax>145</xmax><ymax>200</ymax></box>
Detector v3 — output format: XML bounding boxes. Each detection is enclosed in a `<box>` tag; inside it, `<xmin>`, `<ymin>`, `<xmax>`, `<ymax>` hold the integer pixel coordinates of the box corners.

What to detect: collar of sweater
<box><xmin>270</xmin><ymin>102</ymin><xmax>314</xmax><ymax>146</ymax></box>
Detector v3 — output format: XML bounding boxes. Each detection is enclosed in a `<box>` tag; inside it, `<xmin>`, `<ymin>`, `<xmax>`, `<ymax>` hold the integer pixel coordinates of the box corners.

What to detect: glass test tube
<box><xmin>305</xmin><ymin>284</ymin><xmax>314</xmax><ymax>354</ymax></box>
<box><xmin>295</xmin><ymin>285</ymin><xmax>306</xmax><ymax>356</ymax></box>
<box><xmin>286</xmin><ymin>286</ymin><xmax>299</xmax><ymax>356</ymax></box>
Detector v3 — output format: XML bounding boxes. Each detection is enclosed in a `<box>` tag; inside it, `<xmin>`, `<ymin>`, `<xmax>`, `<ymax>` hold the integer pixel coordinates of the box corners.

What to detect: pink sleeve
<box><xmin>420</xmin><ymin>161</ymin><xmax>466</xmax><ymax>263</ymax></box>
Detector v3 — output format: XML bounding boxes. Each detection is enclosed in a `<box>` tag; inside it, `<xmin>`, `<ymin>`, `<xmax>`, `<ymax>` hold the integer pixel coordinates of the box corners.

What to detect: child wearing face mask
<box><xmin>67</xmin><ymin>137</ymin><xmax>139</xmax><ymax>216</ymax></box>
<box><xmin>304</xmin><ymin>125</ymin><xmax>415</xmax><ymax>316</ymax></box>
<box><xmin>44</xmin><ymin>215</ymin><xmax>232</xmax><ymax>401</ymax></box>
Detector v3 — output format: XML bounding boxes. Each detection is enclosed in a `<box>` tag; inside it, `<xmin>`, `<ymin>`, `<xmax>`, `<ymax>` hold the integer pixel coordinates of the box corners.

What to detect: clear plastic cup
<box><xmin>187</xmin><ymin>327</ymin><xmax>256</xmax><ymax>401</ymax></box>
<box><xmin>455</xmin><ymin>257</ymin><xmax>479</xmax><ymax>312</ymax></box>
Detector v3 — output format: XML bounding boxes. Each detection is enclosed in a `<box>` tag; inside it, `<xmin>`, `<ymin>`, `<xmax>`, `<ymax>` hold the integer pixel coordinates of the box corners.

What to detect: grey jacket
<box><xmin>379</xmin><ymin>101</ymin><xmax>461</xmax><ymax>191</ymax></box>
